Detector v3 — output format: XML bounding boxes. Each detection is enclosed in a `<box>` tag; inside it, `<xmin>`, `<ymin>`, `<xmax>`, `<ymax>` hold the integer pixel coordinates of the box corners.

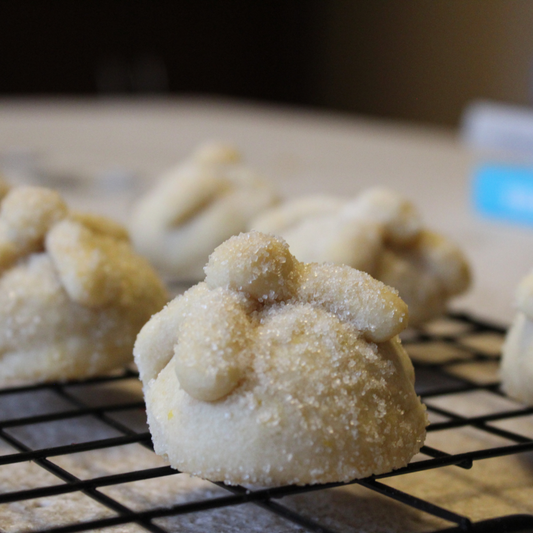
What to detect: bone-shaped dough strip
<box><xmin>174</xmin><ymin>287</ymin><xmax>251</xmax><ymax>401</ymax></box>
<box><xmin>46</xmin><ymin>219</ymin><xmax>124</xmax><ymax>308</ymax></box>
<box><xmin>295</xmin><ymin>263</ymin><xmax>408</xmax><ymax>343</ymax></box>
<box><xmin>251</xmin><ymin>195</ymin><xmax>343</xmax><ymax>235</ymax></box>
<box><xmin>342</xmin><ymin>187</ymin><xmax>421</xmax><ymax>246</ymax></box>
<box><xmin>134</xmin><ymin>283</ymin><xmax>210</xmax><ymax>383</ymax></box>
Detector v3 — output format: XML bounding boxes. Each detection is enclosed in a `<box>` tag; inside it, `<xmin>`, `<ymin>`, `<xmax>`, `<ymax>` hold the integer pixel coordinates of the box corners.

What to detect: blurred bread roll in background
<box><xmin>251</xmin><ymin>187</ymin><xmax>471</xmax><ymax>325</ymax></box>
<box><xmin>129</xmin><ymin>142</ymin><xmax>279</xmax><ymax>281</ymax></box>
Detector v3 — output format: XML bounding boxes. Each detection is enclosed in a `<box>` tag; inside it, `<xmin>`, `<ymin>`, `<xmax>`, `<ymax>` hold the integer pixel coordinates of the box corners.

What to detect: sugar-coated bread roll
<box><xmin>129</xmin><ymin>142</ymin><xmax>279</xmax><ymax>280</ymax></box>
<box><xmin>251</xmin><ymin>188</ymin><xmax>471</xmax><ymax>325</ymax></box>
<box><xmin>0</xmin><ymin>186</ymin><xmax>168</xmax><ymax>386</ymax></box>
<box><xmin>501</xmin><ymin>271</ymin><xmax>533</xmax><ymax>405</ymax></box>
<box><xmin>134</xmin><ymin>231</ymin><xmax>427</xmax><ymax>486</ymax></box>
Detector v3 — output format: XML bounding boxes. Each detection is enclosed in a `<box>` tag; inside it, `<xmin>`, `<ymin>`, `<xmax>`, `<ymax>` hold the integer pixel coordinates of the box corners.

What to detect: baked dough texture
<box><xmin>129</xmin><ymin>143</ymin><xmax>279</xmax><ymax>280</ymax></box>
<box><xmin>251</xmin><ymin>187</ymin><xmax>471</xmax><ymax>325</ymax></box>
<box><xmin>501</xmin><ymin>271</ymin><xmax>533</xmax><ymax>405</ymax></box>
<box><xmin>134</xmin><ymin>231</ymin><xmax>427</xmax><ymax>486</ymax></box>
<box><xmin>0</xmin><ymin>186</ymin><xmax>168</xmax><ymax>386</ymax></box>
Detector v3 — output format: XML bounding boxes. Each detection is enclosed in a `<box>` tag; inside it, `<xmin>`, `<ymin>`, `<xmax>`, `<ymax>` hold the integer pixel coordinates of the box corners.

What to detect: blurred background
<box><xmin>2</xmin><ymin>0</ymin><xmax>533</xmax><ymax>127</ymax></box>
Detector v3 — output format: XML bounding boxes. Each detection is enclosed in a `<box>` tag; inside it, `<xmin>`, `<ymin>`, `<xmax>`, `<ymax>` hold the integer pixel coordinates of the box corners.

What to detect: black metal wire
<box><xmin>0</xmin><ymin>313</ymin><xmax>532</xmax><ymax>533</ymax></box>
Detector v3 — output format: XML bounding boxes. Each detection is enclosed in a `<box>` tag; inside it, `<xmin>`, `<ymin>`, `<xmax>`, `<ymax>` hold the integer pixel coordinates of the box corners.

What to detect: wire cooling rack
<box><xmin>1</xmin><ymin>313</ymin><xmax>533</xmax><ymax>533</ymax></box>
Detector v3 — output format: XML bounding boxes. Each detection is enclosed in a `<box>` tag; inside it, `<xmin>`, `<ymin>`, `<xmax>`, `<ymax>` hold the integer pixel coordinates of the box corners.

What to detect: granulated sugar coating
<box><xmin>251</xmin><ymin>187</ymin><xmax>471</xmax><ymax>325</ymax></box>
<box><xmin>135</xmin><ymin>231</ymin><xmax>427</xmax><ymax>486</ymax></box>
<box><xmin>0</xmin><ymin>186</ymin><xmax>168</xmax><ymax>386</ymax></box>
